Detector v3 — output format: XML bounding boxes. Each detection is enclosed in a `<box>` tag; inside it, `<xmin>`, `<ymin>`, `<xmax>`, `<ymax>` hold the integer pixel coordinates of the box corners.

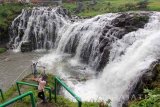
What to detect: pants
<box><xmin>38</xmin><ymin>91</ymin><xmax>45</xmax><ymax>102</ymax></box>
<box><xmin>33</xmin><ymin>70</ymin><xmax>37</xmax><ymax>78</ymax></box>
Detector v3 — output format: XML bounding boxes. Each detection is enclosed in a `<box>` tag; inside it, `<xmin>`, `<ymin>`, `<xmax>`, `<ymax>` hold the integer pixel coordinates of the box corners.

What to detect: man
<box><xmin>32</xmin><ymin>62</ymin><xmax>38</xmax><ymax>78</ymax></box>
<box><xmin>32</xmin><ymin>75</ymin><xmax>47</xmax><ymax>103</ymax></box>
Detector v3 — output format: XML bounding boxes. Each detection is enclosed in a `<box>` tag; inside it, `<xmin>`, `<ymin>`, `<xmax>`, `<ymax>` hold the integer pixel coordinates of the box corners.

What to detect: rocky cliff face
<box><xmin>96</xmin><ymin>12</ymin><xmax>149</xmax><ymax>70</ymax></box>
<box><xmin>130</xmin><ymin>60</ymin><xmax>160</xmax><ymax>100</ymax></box>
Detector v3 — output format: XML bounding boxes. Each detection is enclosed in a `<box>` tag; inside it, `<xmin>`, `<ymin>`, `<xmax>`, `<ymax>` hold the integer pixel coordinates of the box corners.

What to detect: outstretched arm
<box><xmin>31</xmin><ymin>77</ymin><xmax>39</xmax><ymax>82</ymax></box>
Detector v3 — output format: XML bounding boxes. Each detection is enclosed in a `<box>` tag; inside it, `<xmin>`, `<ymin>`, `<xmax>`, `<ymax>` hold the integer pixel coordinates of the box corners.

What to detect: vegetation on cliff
<box><xmin>0</xmin><ymin>3</ymin><xmax>29</xmax><ymax>44</ymax></box>
<box><xmin>129</xmin><ymin>64</ymin><xmax>160</xmax><ymax>107</ymax></box>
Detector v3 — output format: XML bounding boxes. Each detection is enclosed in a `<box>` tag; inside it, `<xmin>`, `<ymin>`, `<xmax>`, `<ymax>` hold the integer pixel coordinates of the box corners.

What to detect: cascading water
<box><xmin>71</xmin><ymin>13</ymin><xmax>160</xmax><ymax>107</ymax></box>
<box><xmin>9</xmin><ymin>7</ymin><xmax>70</xmax><ymax>51</ymax></box>
<box><xmin>9</xmin><ymin>6</ymin><xmax>160</xmax><ymax>107</ymax></box>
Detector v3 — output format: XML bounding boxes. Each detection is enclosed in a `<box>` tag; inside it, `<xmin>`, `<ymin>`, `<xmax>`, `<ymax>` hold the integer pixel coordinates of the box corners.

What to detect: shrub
<box><xmin>137</xmin><ymin>0</ymin><xmax>149</xmax><ymax>10</ymax></box>
<box><xmin>124</xmin><ymin>3</ymin><xmax>137</xmax><ymax>10</ymax></box>
<box><xmin>0</xmin><ymin>48</ymin><xmax>6</xmax><ymax>54</ymax></box>
<box><xmin>130</xmin><ymin>88</ymin><xmax>160</xmax><ymax>107</ymax></box>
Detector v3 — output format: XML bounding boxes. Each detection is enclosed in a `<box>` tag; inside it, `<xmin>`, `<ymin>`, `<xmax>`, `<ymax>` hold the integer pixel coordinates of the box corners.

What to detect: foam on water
<box><xmin>68</xmin><ymin>12</ymin><xmax>160</xmax><ymax>107</ymax></box>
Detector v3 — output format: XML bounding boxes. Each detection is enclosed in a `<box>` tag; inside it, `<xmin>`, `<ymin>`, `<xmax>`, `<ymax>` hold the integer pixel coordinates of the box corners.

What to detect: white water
<box><xmin>64</xmin><ymin>13</ymin><xmax>160</xmax><ymax>107</ymax></box>
<box><xmin>39</xmin><ymin>12</ymin><xmax>160</xmax><ymax>107</ymax></box>
<box><xmin>10</xmin><ymin>7</ymin><xmax>160</xmax><ymax>106</ymax></box>
<box><xmin>10</xmin><ymin>7</ymin><xmax>70</xmax><ymax>51</ymax></box>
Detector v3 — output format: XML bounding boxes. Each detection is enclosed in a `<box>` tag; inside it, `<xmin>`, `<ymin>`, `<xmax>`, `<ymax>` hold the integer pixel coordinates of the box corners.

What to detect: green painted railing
<box><xmin>0</xmin><ymin>91</ymin><xmax>35</xmax><ymax>107</ymax></box>
<box><xmin>0</xmin><ymin>89</ymin><xmax>4</xmax><ymax>101</ymax></box>
<box><xmin>54</xmin><ymin>77</ymin><xmax>82</xmax><ymax>107</ymax></box>
<box><xmin>16</xmin><ymin>81</ymin><xmax>52</xmax><ymax>101</ymax></box>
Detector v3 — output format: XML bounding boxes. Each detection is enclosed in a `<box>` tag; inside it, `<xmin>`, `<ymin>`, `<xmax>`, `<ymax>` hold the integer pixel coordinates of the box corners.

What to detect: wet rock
<box><xmin>130</xmin><ymin>60</ymin><xmax>160</xmax><ymax>100</ymax></box>
<box><xmin>21</xmin><ymin>41</ymin><xmax>32</xmax><ymax>52</ymax></box>
<box><xmin>96</xmin><ymin>12</ymin><xmax>150</xmax><ymax>71</ymax></box>
<box><xmin>112</xmin><ymin>12</ymin><xmax>149</xmax><ymax>32</ymax></box>
<box><xmin>9</xmin><ymin>7</ymin><xmax>71</xmax><ymax>51</ymax></box>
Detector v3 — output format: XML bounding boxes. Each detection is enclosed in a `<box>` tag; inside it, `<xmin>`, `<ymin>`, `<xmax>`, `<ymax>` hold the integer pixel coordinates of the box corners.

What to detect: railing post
<box><xmin>78</xmin><ymin>101</ymin><xmax>82</xmax><ymax>107</ymax></box>
<box><xmin>30</xmin><ymin>93</ymin><xmax>36</xmax><ymax>107</ymax></box>
<box><xmin>54</xmin><ymin>77</ymin><xmax>82</xmax><ymax>107</ymax></box>
<box><xmin>0</xmin><ymin>89</ymin><xmax>4</xmax><ymax>101</ymax></box>
<box><xmin>16</xmin><ymin>83</ymin><xmax>21</xmax><ymax>95</ymax></box>
<box><xmin>0</xmin><ymin>91</ymin><xmax>35</xmax><ymax>107</ymax></box>
<box><xmin>16</xmin><ymin>81</ymin><xmax>52</xmax><ymax>102</ymax></box>
<box><xmin>49</xmin><ymin>89</ymin><xmax>51</xmax><ymax>102</ymax></box>
<box><xmin>54</xmin><ymin>78</ymin><xmax>57</xmax><ymax>102</ymax></box>
<box><xmin>16</xmin><ymin>83</ymin><xmax>22</xmax><ymax>101</ymax></box>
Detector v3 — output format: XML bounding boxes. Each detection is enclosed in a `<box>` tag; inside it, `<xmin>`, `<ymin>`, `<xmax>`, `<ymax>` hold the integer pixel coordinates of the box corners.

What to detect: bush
<box><xmin>130</xmin><ymin>88</ymin><xmax>160</xmax><ymax>107</ymax></box>
<box><xmin>124</xmin><ymin>3</ymin><xmax>137</xmax><ymax>10</ymax></box>
<box><xmin>0</xmin><ymin>48</ymin><xmax>6</xmax><ymax>54</ymax></box>
<box><xmin>137</xmin><ymin>0</ymin><xmax>149</xmax><ymax>10</ymax></box>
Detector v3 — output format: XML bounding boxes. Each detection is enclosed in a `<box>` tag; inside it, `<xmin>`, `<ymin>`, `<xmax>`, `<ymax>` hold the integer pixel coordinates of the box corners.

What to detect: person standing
<box><xmin>32</xmin><ymin>75</ymin><xmax>47</xmax><ymax>103</ymax></box>
<box><xmin>32</xmin><ymin>62</ymin><xmax>38</xmax><ymax>78</ymax></box>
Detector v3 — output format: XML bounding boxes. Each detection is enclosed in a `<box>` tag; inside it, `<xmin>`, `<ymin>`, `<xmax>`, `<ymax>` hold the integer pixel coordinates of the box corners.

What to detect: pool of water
<box><xmin>0</xmin><ymin>50</ymin><xmax>45</xmax><ymax>91</ymax></box>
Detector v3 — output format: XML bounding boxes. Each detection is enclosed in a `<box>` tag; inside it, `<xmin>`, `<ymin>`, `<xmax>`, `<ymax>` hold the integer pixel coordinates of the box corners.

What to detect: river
<box><xmin>0</xmin><ymin>50</ymin><xmax>45</xmax><ymax>91</ymax></box>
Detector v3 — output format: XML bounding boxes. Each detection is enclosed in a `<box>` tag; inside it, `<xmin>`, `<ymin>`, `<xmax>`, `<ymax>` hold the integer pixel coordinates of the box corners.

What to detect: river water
<box><xmin>0</xmin><ymin>50</ymin><xmax>45</xmax><ymax>91</ymax></box>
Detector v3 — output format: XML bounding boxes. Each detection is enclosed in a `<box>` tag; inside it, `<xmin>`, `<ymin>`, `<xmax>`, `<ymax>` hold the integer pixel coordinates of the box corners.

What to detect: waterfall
<box><xmin>67</xmin><ymin>12</ymin><xmax>160</xmax><ymax>107</ymax></box>
<box><xmin>9</xmin><ymin>7</ymin><xmax>70</xmax><ymax>51</ymax></box>
<box><xmin>9</xmin><ymin>7</ymin><xmax>124</xmax><ymax>71</ymax></box>
<box><xmin>9</xmin><ymin>7</ymin><xmax>160</xmax><ymax>107</ymax></box>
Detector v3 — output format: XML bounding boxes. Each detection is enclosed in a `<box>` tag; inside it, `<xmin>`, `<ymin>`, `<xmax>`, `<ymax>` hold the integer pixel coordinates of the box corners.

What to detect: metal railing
<box><xmin>0</xmin><ymin>91</ymin><xmax>35</xmax><ymax>107</ymax></box>
<box><xmin>11</xmin><ymin>65</ymin><xmax>31</xmax><ymax>85</ymax></box>
<box><xmin>54</xmin><ymin>77</ymin><xmax>82</xmax><ymax>107</ymax></box>
<box><xmin>16</xmin><ymin>81</ymin><xmax>52</xmax><ymax>101</ymax></box>
<box><xmin>0</xmin><ymin>89</ymin><xmax>4</xmax><ymax>101</ymax></box>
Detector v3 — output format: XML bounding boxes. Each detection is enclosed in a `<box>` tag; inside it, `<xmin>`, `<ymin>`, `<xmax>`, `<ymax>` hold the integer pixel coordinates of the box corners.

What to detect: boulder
<box><xmin>21</xmin><ymin>41</ymin><xmax>32</xmax><ymax>52</ymax></box>
<box><xmin>96</xmin><ymin>12</ymin><xmax>150</xmax><ymax>71</ymax></box>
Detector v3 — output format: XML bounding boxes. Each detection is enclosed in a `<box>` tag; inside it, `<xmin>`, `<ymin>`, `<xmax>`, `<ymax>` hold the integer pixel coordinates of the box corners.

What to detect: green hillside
<box><xmin>63</xmin><ymin>0</ymin><xmax>160</xmax><ymax>17</ymax></box>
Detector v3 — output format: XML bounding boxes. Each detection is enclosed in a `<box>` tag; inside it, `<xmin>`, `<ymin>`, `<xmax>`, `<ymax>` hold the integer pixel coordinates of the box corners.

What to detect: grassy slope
<box><xmin>63</xmin><ymin>0</ymin><xmax>160</xmax><ymax>17</ymax></box>
<box><xmin>0</xmin><ymin>74</ymin><xmax>102</xmax><ymax>107</ymax></box>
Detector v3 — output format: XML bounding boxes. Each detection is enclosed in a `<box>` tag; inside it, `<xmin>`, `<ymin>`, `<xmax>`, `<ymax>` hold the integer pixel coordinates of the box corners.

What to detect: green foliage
<box><xmin>129</xmin><ymin>63</ymin><xmax>160</xmax><ymax>107</ymax></box>
<box><xmin>0</xmin><ymin>3</ymin><xmax>30</xmax><ymax>41</ymax></box>
<box><xmin>0</xmin><ymin>48</ymin><xmax>6</xmax><ymax>54</ymax></box>
<box><xmin>137</xmin><ymin>0</ymin><xmax>149</xmax><ymax>10</ymax></box>
<box><xmin>63</xmin><ymin>0</ymin><xmax>160</xmax><ymax>17</ymax></box>
<box><xmin>130</xmin><ymin>88</ymin><xmax>160</xmax><ymax>107</ymax></box>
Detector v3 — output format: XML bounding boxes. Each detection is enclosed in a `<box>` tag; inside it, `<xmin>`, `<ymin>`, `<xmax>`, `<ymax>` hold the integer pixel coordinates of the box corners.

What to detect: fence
<box><xmin>16</xmin><ymin>81</ymin><xmax>52</xmax><ymax>101</ymax></box>
<box><xmin>54</xmin><ymin>76</ymin><xmax>82</xmax><ymax>107</ymax></box>
<box><xmin>0</xmin><ymin>89</ymin><xmax>4</xmax><ymax>101</ymax></box>
<box><xmin>0</xmin><ymin>91</ymin><xmax>35</xmax><ymax>107</ymax></box>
